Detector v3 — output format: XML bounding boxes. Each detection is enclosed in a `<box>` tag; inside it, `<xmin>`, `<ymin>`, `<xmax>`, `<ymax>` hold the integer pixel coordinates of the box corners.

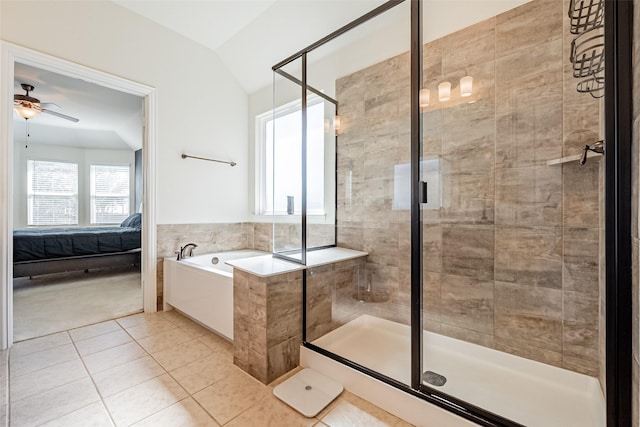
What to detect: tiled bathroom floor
<box><xmin>4</xmin><ymin>310</ymin><xmax>412</xmax><ymax>426</ymax></box>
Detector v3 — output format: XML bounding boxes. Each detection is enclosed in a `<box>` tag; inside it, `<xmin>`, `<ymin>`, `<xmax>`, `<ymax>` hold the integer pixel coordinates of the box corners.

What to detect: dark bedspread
<box><xmin>13</xmin><ymin>227</ymin><xmax>141</xmax><ymax>262</ymax></box>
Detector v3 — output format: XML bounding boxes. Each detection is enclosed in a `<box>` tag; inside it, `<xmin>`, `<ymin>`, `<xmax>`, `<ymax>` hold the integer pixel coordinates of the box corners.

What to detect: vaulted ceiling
<box><xmin>114</xmin><ymin>0</ymin><xmax>389</xmax><ymax>94</ymax></box>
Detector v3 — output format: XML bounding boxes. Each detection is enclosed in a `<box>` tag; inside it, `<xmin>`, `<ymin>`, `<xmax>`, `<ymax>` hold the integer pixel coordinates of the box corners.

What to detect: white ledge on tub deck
<box><xmin>225</xmin><ymin>247</ymin><xmax>368</xmax><ymax>278</ymax></box>
<box><xmin>225</xmin><ymin>255</ymin><xmax>304</xmax><ymax>277</ymax></box>
<box><xmin>287</xmin><ymin>247</ymin><xmax>368</xmax><ymax>268</ymax></box>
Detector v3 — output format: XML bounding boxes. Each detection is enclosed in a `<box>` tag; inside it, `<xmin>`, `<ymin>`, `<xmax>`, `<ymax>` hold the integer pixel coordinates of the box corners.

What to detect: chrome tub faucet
<box><xmin>176</xmin><ymin>243</ymin><xmax>198</xmax><ymax>260</ymax></box>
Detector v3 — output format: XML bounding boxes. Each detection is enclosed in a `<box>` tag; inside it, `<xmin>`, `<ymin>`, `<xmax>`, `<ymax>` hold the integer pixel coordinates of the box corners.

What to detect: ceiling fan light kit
<box><xmin>13</xmin><ymin>83</ymin><xmax>79</xmax><ymax>122</ymax></box>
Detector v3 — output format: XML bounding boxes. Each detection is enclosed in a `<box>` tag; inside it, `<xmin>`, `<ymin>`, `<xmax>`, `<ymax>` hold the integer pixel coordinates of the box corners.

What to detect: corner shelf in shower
<box><xmin>546</xmin><ymin>151</ymin><xmax>603</xmax><ymax>166</ymax></box>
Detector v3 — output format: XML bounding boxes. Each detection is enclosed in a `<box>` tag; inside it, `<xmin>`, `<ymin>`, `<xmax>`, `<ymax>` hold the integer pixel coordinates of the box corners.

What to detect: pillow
<box><xmin>120</xmin><ymin>213</ymin><xmax>142</xmax><ymax>229</ymax></box>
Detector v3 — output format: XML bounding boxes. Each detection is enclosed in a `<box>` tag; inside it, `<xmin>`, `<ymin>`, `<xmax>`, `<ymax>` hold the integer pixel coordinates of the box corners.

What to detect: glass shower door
<box><xmin>301</xmin><ymin>0</ymin><xmax>415</xmax><ymax>387</ymax></box>
<box><xmin>419</xmin><ymin>1</ymin><xmax>606</xmax><ymax>425</ymax></box>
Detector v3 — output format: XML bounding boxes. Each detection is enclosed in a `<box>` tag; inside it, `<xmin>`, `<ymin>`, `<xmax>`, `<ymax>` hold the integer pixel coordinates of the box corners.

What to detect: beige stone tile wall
<box><xmin>306</xmin><ymin>257</ymin><xmax>367</xmax><ymax>341</ymax></box>
<box><xmin>334</xmin><ymin>0</ymin><xmax>603</xmax><ymax>377</ymax></box>
<box><xmin>233</xmin><ymin>270</ymin><xmax>303</xmax><ymax>384</ymax></box>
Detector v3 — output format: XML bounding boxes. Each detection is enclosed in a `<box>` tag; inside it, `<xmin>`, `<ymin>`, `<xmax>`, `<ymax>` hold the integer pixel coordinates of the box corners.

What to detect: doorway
<box><xmin>0</xmin><ymin>42</ymin><xmax>158</xmax><ymax>348</ymax></box>
<box><xmin>12</xmin><ymin>62</ymin><xmax>144</xmax><ymax>341</ymax></box>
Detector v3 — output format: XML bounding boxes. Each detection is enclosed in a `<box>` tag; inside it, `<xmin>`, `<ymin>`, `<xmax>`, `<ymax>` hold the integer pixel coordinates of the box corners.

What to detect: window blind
<box><xmin>90</xmin><ymin>164</ymin><xmax>130</xmax><ymax>224</ymax></box>
<box><xmin>27</xmin><ymin>160</ymin><xmax>79</xmax><ymax>226</ymax></box>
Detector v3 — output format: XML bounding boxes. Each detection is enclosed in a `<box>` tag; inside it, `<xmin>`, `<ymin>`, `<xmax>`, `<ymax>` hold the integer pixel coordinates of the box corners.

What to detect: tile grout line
<box><xmin>8</xmin><ymin>332</ymin><xmax>104</xmax><ymax>427</ymax></box>
<box><xmin>68</xmin><ymin>329</ymin><xmax>119</xmax><ymax>427</ymax></box>
<box><xmin>105</xmin><ymin>315</ymin><xmax>219</xmax><ymax>426</ymax></box>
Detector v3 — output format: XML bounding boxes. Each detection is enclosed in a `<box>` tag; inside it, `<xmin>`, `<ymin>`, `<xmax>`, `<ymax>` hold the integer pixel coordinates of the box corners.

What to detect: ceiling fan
<box><xmin>13</xmin><ymin>83</ymin><xmax>79</xmax><ymax>123</ymax></box>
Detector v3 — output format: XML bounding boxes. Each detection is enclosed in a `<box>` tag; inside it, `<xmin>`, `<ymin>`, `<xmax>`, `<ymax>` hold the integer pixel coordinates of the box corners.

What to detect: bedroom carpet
<box><xmin>13</xmin><ymin>267</ymin><xmax>142</xmax><ymax>341</ymax></box>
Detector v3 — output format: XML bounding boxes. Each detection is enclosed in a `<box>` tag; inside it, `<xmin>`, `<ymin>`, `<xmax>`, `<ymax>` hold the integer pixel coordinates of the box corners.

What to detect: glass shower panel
<box><xmin>420</xmin><ymin>0</ymin><xmax>605</xmax><ymax>425</ymax></box>
<box><xmin>305</xmin><ymin>89</ymin><xmax>336</xmax><ymax>250</ymax></box>
<box><xmin>303</xmin><ymin>0</ymin><xmax>413</xmax><ymax>387</ymax></box>
<box><xmin>272</xmin><ymin>59</ymin><xmax>304</xmax><ymax>260</ymax></box>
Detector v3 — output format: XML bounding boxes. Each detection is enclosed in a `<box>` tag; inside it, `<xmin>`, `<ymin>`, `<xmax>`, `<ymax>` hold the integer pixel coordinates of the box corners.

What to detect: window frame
<box><xmin>89</xmin><ymin>163</ymin><xmax>132</xmax><ymax>225</ymax></box>
<box><xmin>255</xmin><ymin>96</ymin><xmax>327</xmax><ymax>218</ymax></box>
<box><xmin>26</xmin><ymin>159</ymin><xmax>79</xmax><ymax>227</ymax></box>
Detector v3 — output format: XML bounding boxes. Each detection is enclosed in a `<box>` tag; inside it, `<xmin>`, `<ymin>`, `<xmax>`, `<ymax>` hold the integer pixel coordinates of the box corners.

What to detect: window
<box><xmin>90</xmin><ymin>164</ymin><xmax>130</xmax><ymax>224</ymax></box>
<box><xmin>256</xmin><ymin>98</ymin><xmax>326</xmax><ymax>215</ymax></box>
<box><xmin>27</xmin><ymin>160</ymin><xmax>78</xmax><ymax>226</ymax></box>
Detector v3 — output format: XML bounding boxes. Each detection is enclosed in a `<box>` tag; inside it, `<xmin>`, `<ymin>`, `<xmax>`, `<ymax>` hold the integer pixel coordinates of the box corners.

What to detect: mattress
<box><xmin>13</xmin><ymin>227</ymin><xmax>141</xmax><ymax>262</ymax></box>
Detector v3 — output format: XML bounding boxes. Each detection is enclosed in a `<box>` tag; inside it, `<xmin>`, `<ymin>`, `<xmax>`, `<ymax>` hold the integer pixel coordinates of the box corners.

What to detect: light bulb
<box><xmin>460</xmin><ymin>76</ymin><xmax>473</xmax><ymax>97</ymax></box>
<box><xmin>438</xmin><ymin>82</ymin><xmax>451</xmax><ymax>102</ymax></box>
<box><xmin>419</xmin><ymin>88</ymin><xmax>430</xmax><ymax>108</ymax></box>
<box><xmin>334</xmin><ymin>115</ymin><xmax>341</xmax><ymax>135</ymax></box>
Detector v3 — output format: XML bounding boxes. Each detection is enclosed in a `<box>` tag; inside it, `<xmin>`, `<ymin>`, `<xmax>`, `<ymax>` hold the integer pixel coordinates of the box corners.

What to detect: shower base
<box><xmin>305</xmin><ymin>315</ymin><xmax>605</xmax><ymax>427</ymax></box>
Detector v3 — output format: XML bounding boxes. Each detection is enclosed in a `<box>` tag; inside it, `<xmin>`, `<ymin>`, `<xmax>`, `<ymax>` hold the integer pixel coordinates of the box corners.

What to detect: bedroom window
<box><xmin>90</xmin><ymin>164</ymin><xmax>130</xmax><ymax>224</ymax></box>
<box><xmin>27</xmin><ymin>160</ymin><xmax>79</xmax><ymax>226</ymax></box>
<box><xmin>255</xmin><ymin>98</ymin><xmax>325</xmax><ymax>215</ymax></box>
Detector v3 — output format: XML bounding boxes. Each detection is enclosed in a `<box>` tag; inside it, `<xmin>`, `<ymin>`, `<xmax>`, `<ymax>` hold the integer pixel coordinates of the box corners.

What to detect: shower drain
<box><xmin>423</xmin><ymin>370</ymin><xmax>447</xmax><ymax>386</ymax></box>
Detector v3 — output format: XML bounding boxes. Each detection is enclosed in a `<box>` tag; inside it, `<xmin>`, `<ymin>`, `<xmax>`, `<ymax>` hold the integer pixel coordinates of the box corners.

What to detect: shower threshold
<box><xmin>309</xmin><ymin>315</ymin><xmax>605</xmax><ymax>427</ymax></box>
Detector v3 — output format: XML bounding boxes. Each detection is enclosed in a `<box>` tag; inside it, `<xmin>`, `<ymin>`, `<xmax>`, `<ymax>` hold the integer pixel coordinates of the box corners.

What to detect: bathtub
<box><xmin>163</xmin><ymin>250</ymin><xmax>268</xmax><ymax>340</ymax></box>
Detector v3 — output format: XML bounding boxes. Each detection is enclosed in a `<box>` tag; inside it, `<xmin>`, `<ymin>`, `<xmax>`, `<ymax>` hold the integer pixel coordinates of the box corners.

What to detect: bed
<box><xmin>13</xmin><ymin>213</ymin><xmax>141</xmax><ymax>278</ymax></box>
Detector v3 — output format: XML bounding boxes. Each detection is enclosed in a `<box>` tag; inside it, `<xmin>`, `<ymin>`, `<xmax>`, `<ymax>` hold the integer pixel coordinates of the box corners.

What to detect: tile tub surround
<box><xmin>231</xmin><ymin>249</ymin><xmax>367</xmax><ymax>384</ymax></box>
<box><xmin>334</xmin><ymin>0</ymin><xmax>602</xmax><ymax>376</ymax></box>
<box><xmin>4</xmin><ymin>311</ymin><xmax>409</xmax><ymax>426</ymax></box>
<box><xmin>155</xmin><ymin>222</ymin><xmax>334</xmax><ymax>309</ymax></box>
<box><xmin>156</xmin><ymin>223</ymin><xmax>254</xmax><ymax>310</ymax></box>
<box><xmin>233</xmin><ymin>269</ymin><xmax>303</xmax><ymax>385</ymax></box>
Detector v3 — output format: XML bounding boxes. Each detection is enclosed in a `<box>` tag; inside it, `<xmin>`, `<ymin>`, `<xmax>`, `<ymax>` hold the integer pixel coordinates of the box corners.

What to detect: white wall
<box><xmin>1</xmin><ymin>0</ymin><xmax>249</xmax><ymax>225</ymax></box>
<box><xmin>12</xmin><ymin>141</ymin><xmax>135</xmax><ymax>229</ymax></box>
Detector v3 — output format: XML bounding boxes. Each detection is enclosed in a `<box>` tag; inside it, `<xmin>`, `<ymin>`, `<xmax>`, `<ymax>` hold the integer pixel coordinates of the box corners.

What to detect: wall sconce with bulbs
<box><xmin>334</xmin><ymin>115</ymin><xmax>341</xmax><ymax>135</ymax></box>
<box><xmin>420</xmin><ymin>75</ymin><xmax>474</xmax><ymax>108</ymax></box>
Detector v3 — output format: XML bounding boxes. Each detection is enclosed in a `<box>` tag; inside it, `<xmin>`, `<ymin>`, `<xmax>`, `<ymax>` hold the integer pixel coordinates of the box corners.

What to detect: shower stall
<box><xmin>269</xmin><ymin>0</ymin><xmax>632</xmax><ymax>425</ymax></box>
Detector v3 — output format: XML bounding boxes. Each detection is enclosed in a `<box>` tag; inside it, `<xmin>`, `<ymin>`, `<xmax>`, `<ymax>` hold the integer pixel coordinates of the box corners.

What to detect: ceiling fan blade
<box><xmin>40</xmin><ymin>102</ymin><xmax>61</xmax><ymax>110</ymax></box>
<box><xmin>42</xmin><ymin>109</ymin><xmax>79</xmax><ymax>123</ymax></box>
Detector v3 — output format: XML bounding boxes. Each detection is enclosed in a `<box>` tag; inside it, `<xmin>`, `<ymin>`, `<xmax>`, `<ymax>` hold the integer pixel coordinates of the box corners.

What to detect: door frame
<box><xmin>0</xmin><ymin>41</ymin><xmax>158</xmax><ymax>349</ymax></box>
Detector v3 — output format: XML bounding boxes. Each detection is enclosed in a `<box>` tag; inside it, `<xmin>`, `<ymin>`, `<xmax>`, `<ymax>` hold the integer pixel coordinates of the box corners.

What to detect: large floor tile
<box><xmin>116</xmin><ymin>313</ymin><xmax>150</xmax><ymax>328</ymax></box>
<box><xmin>10</xmin><ymin>358</ymin><xmax>87</xmax><ymax>403</ymax></box>
<box><xmin>10</xmin><ymin>377</ymin><xmax>100</xmax><ymax>427</ymax></box>
<box><xmin>136</xmin><ymin>327</ymin><xmax>194</xmax><ymax>354</ymax></box>
<box><xmin>175</xmin><ymin>321</ymin><xmax>211</xmax><ymax>338</ymax></box>
<box><xmin>133</xmin><ymin>397</ymin><xmax>219</xmax><ymax>427</ymax></box>
<box><xmin>152</xmin><ymin>339</ymin><xmax>212</xmax><ymax>371</ymax></box>
<box><xmin>75</xmin><ymin>329</ymin><xmax>132</xmax><ymax>357</ymax></box>
<box><xmin>10</xmin><ymin>343</ymin><xmax>78</xmax><ymax>377</ymax></box>
<box><xmin>198</xmin><ymin>334</ymin><xmax>233</xmax><ymax>360</ymax></box>
<box><xmin>91</xmin><ymin>356</ymin><xmax>165</xmax><ymax>398</ymax></box>
<box><xmin>104</xmin><ymin>373</ymin><xmax>187</xmax><ymax>426</ymax></box>
<box><xmin>82</xmin><ymin>342</ymin><xmax>147</xmax><ymax>375</ymax></box>
<box><xmin>39</xmin><ymin>401</ymin><xmax>113</xmax><ymax>427</ymax></box>
<box><xmin>193</xmin><ymin>369</ymin><xmax>270</xmax><ymax>425</ymax></box>
<box><xmin>121</xmin><ymin>317</ymin><xmax>175</xmax><ymax>340</ymax></box>
<box><xmin>69</xmin><ymin>320</ymin><xmax>122</xmax><ymax>342</ymax></box>
<box><xmin>170</xmin><ymin>353</ymin><xmax>237</xmax><ymax>394</ymax></box>
<box><xmin>11</xmin><ymin>332</ymin><xmax>71</xmax><ymax>358</ymax></box>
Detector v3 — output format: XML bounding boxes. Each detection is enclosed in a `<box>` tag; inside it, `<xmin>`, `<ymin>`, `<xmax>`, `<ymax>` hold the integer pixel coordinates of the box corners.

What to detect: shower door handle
<box><xmin>419</xmin><ymin>181</ymin><xmax>428</xmax><ymax>204</ymax></box>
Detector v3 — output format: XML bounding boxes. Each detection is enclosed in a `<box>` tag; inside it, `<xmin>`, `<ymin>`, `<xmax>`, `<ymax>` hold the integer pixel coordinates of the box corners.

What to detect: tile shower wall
<box><xmin>335</xmin><ymin>0</ymin><xmax>602</xmax><ymax>376</ymax></box>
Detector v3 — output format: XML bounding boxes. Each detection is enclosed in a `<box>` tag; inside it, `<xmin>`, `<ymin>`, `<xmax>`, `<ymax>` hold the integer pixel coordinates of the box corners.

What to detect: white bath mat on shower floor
<box><xmin>273</xmin><ymin>368</ymin><xmax>344</xmax><ymax>417</ymax></box>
